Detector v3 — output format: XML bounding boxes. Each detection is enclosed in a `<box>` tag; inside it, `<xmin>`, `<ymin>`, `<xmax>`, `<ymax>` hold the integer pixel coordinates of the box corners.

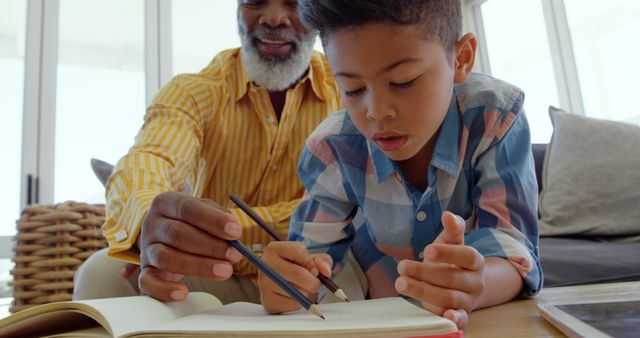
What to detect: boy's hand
<box><xmin>258</xmin><ymin>241</ymin><xmax>333</xmax><ymax>314</ymax></box>
<box><xmin>395</xmin><ymin>211</ymin><xmax>485</xmax><ymax>328</ymax></box>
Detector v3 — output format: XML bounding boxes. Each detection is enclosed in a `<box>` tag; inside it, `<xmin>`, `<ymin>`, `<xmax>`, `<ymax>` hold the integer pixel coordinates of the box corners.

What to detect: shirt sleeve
<box><xmin>103</xmin><ymin>75</ymin><xmax>211</xmax><ymax>263</ymax></box>
<box><xmin>288</xmin><ymin>135</ymin><xmax>357</xmax><ymax>279</ymax></box>
<box><xmin>467</xmin><ymin>107</ymin><xmax>543</xmax><ymax>297</ymax></box>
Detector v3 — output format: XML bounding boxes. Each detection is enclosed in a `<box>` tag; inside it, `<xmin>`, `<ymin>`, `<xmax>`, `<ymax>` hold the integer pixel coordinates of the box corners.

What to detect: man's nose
<box><xmin>258</xmin><ymin>2</ymin><xmax>292</xmax><ymax>28</ymax></box>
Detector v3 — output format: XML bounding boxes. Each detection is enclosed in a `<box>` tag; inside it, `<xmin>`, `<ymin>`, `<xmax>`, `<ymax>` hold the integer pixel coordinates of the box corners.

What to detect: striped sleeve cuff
<box><xmin>103</xmin><ymin>190</ymin><xmax>159</xmax><ymax>264</ymax></box>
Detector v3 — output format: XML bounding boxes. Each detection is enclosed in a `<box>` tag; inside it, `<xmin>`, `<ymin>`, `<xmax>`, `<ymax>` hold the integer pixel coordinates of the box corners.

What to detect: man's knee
<box><xmin>73</xmin><ymin>248</ymin><xmax>138</xmax><ymax>300</ymax></box>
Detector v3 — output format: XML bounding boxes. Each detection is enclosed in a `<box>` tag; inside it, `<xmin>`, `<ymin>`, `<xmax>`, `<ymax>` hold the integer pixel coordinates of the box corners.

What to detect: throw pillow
<box><xmin>539</xmin><ymin>106</ymin><xmax>640</xmax><ymax>237</ymax></box>
<box><xmin>91</xmin><ymin>158</ymin><xmax>114</xmax><ymax>187</ymax></box>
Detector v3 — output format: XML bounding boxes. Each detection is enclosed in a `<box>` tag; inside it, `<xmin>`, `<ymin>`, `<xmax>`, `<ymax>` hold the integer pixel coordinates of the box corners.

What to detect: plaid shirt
<box><xmin>290</xmin><ymin>73</ymin><xmax>542</xmax><ymax>299</ymax></box>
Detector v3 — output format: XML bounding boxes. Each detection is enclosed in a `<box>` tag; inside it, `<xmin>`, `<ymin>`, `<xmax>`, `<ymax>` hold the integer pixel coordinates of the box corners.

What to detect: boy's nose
<box><xmin>259</xmin><ymin>2</ymin><xmax>292</xmax><ymax>28</ymax></box>
<box><xmin>366</xmin><ymin>95</ymin><xmax>396</xmax><ymax>121</ymax></box>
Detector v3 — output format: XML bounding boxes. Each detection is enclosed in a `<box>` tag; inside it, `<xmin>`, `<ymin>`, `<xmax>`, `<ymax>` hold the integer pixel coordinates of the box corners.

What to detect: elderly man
<box><xmin>73</xmin><ymin>0</ymin><xmax>341</xmax><ymax>304</ymax></box>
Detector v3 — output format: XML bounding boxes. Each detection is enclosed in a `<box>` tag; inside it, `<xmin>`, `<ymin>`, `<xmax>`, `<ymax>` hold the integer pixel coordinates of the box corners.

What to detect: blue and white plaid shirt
<box><xmin>290</xmin><ymin>73</ymin><xmax>542</xmax><ymax>299</ymax></box>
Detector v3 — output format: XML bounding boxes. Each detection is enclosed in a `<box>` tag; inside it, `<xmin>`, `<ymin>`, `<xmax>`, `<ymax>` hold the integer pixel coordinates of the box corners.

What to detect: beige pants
<box><xmin>73</xmin><ymin>248</ymin><xmax>367</xmax><ymax>304</ymax></box>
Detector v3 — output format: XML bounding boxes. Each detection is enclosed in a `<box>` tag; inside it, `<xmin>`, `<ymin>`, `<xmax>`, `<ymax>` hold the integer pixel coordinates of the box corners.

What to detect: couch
<box><xmin>533</xmin><ymin>107</ymin><xmax>640</xmax><ymax>287</ymax></box>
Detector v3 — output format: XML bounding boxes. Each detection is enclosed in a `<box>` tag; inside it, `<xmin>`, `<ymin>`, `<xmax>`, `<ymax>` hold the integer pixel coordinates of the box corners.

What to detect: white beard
<box><xmin>239</xmin><ymin>28</ymin><xmax>316</xmax><ymax>91</ymax></box>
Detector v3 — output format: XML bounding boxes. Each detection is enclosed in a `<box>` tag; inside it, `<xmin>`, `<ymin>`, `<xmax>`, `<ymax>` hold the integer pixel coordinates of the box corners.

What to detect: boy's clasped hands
<box><xmin>258</xmin><ymin>211</ymin><xmax>485</xmax><ymax>328</ymax></box>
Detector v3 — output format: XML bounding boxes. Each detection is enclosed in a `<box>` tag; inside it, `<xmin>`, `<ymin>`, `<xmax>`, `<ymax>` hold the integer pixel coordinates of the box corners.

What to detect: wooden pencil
<box><xmin>227</xmin><ymin>240</ymin><xmax>324</xmax><ymax>319</ymax></box>
<box><xmin>230</xmin><ymin>194</ymin><xmax>349</xmax><ymax>302</ymax></box>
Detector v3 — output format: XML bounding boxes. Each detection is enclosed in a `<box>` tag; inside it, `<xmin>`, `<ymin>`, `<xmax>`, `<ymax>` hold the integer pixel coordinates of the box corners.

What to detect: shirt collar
<box><xmin>368</xmin><ymin>90</ymin><xmax>461</xmax><ymax>183</ymax></box>
<box><xmin>430</xmin><ymin>92</ymin><xmax>461</xmax><ymax>178</ymax></box>
<box><xmin>235</xmin><ymin>50</ymin><xmax>329</xmax><ymax>101</ymax></box>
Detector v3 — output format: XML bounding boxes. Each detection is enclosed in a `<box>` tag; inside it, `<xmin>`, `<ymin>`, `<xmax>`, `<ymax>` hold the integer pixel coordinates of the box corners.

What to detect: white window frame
<box><xmin>2</xmin><ymin>0</ymin><xmax>170</xmax><ymax>259</ymax></box>
<box><xmin>145</xmin><ymin>0</ymin><xmax>173</xmax><ymax>105</ymax></box>
<box><xmin>0</xmin><ymin>0</ymin><xmax>59</xmax><ymax>260</ymax></box>
<box><xmin>540</xmin><ymin>0</ymin><xmax>584</xmax><ymax>115</ymax></box>
<box><xmin>463</xmin><ymin>0</ymin><xmax>585</xmax><ymax>116</ymax></box>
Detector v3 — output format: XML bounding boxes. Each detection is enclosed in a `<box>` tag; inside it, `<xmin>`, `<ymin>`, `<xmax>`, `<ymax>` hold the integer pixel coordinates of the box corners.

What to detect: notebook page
<box><xmin>134</xmin><ymin>297</ymin><xmax>456</xmax><ymax>337</ymax></box>
<box><xmin>77</xmin><ymin>292</ymin><xmax>222</xmax><ymax>337</ymax></box>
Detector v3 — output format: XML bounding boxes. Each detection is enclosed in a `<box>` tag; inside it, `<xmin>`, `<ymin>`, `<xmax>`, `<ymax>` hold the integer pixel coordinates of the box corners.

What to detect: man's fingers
<box><xmin>121</xmin><ymin>263</ymin><xmax>140</xmax><ymax>278</ymax></box>
<box><xmin>141</xmin><ymin>243</ymin><xmax>234</xmax><ymax>280</ymax></box>
<box><xmin>138</xmin><ymin>266</ymin><xmax>189</xmax><ymax>302</ymax></box>
<box><xmin>149</xmin><ymin>218</ymin><xmax>242</xmax><ymax>263</ymax></box>
<box><xmin>434</xmin><ymin>211</ymin><xmax>465</xmax><ymax>245</ymax></box>
<box><xmin>150</xmin><ymin>192</ymin><xmax>242</xmax><ymax>240</ymax></box>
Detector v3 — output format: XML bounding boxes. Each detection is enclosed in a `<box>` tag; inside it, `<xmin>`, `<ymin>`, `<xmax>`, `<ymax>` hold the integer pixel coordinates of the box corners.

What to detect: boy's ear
<box><xmin>454</xmin><ymin>33</ymin><xmax>477</xmax><ymax>84</ymax></box>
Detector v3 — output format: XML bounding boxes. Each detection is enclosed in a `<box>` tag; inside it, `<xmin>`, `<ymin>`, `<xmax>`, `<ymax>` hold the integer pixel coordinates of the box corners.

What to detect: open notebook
<box><xmin>0</xmin><ymin>292</ymin><xmax>461</xmax><ymax>338</ymax></box>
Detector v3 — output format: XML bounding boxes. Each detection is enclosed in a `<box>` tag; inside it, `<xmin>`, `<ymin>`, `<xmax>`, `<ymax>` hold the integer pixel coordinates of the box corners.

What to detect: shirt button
<box><xmin>114</xmin><ymin>230</ymin><xmax>128</xmax><ymax>242</ymax></box>
<box><xmin>266</xmin><ymin>116</ymin><xmax>275</xmax><ymax>124</ymax></box>
<box><xmin>416</xmin><ymin>211</ymin><xmax>427</xmax><ymax>222</ymax></box>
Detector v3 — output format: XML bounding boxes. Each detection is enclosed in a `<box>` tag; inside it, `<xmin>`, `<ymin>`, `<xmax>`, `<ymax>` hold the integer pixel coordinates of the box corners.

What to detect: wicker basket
<box><xmin>9</xmin><ymin>201</ymin><xmax>107</xmax><ymax>313</ymax></box>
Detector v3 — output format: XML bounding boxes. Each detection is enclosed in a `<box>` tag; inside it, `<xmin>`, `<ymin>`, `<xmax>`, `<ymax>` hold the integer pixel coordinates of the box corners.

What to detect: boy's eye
<box><xmin>390</xmin><ymin>76</ymin><xmax>419</xmax><ymax>89</ymax></box>
<box><xmin>343</xmin><ymin>87</ymin><xmax>364</xmax><ymax>97</ymax></box>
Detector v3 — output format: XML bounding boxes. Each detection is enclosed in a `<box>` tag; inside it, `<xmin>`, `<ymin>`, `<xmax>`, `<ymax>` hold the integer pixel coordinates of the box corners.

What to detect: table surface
<box><xmin>463</xmin><ymin>281</ymin><xmax>640</xmax><ymax>337</ymax></box>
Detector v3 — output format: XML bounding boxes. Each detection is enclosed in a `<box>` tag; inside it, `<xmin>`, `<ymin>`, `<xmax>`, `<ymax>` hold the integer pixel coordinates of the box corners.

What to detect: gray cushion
<box><xmin>91</xmin><ymin>158</ymin><xmax>114</xmax><ymax>187</ymax></box>
<box><xmin>539</xmin><ymin>107</ymin><xmax>640</xmax><ymax>237</ymax></box>
<box><xmin>540</xmin><ymin>236</ymin><xmax>640</xmax><ymax>287</ymax></box>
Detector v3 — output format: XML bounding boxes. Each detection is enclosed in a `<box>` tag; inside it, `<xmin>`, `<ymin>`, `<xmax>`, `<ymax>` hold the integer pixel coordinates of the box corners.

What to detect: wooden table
<box><xmin>463</xmin><ymin>281</ymin><xmax>640</xmax><ymax>337</ymax></box>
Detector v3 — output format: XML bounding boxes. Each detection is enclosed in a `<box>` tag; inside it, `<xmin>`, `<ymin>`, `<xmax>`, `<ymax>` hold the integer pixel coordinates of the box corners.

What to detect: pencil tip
<box><xmin>335</xmin><ymin>289</ymin><xmax>350</xmax><ymax>302</ymax></box>
<box><xmin>309</xmin><ymin>304</ymin><xmax>325</xmax><ymax>320</ymax></box>
<box><xmin>321</xmin><ymin>315</ymin><xmax>326</xmax><ymax>320</ymax></box>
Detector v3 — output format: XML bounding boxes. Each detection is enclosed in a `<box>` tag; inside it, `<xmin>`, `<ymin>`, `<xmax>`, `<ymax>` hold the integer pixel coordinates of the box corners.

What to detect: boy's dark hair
<box><xmin>298</xmin><ymin>0</ymin><xmax>461</xmax><ymax>54</ymax></box>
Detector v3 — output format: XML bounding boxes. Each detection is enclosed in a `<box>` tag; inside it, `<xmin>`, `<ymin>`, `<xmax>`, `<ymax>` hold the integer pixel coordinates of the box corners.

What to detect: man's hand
<box><xmin>258</xmin><ymin>241</ymin><xmax>332</xmax><ymax>314</ymax></box>
<box><xmin>395</xmin><ymin>211</ymin><xmax>485</xmax><ymax>328</ymax></box>
<box><xmin>137</xmin><ymin>191</ymin><xmax>244</xmax><ymax>302</ymax></box>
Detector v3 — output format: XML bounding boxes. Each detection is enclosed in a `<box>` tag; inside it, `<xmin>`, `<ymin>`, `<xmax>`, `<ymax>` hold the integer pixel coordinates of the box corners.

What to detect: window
<box><xmin>470</xmin><ymin>0</ymin><xmax>640</xmax><ymax>142</ymax></box>
<box><xmin>0</xmin><ymin>0</ymin><xmax>26</xmax><ymax>237</ymax></box>
<box><xmin>480</xmin><ymin>0</ymin><xmax>559</xmax><ymax>143</ymax></box>
<box><xmin>54</xmin><ymin>0</ymin><xmax>145</xmax><ymax>203</ymax></box>
<box><xmin>171</xmin><ymin>1</ymin><xmax>324</xmax><ymax>76</ymax></box>
<box><xmin>171</xmin><ymin>0</ymin><xmax>240</xmax><ymax>75</ymax></box>
<box><xmin>564</xmin><ymin>0</ymin><xmax>640</xmax><ymax>124</ymax></box>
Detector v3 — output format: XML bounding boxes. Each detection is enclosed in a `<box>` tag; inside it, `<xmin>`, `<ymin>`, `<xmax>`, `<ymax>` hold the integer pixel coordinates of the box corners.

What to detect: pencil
<box><xmin>227</xmin><ymin>240</ymin><xmax>324</xmax><ymax>319</ymax></box>
<box><xmin>230</xmin><ymin>194</ymin><xmax>349</xmax><ymax>303</ymax></box>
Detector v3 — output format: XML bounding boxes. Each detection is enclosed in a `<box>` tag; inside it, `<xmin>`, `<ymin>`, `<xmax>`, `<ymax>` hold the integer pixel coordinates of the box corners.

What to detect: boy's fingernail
<box><xmin>213</xmin><ymin>263</ymin><xmax>233</xmax><ymax>277</ymax></box>
<box><xmin>170</xmin><ymin>290</ymin><xmax>186</xmax><ymax>300</ymax></box>
<box><xmin>224</xmin><ymin>222</ymin><xmax>242</xmax><ymax>237</ymax></box>
<box><xmin>455</xmin><ymin>215</ymin><xmax>465</xmax><ymax>226</ymax></box>
<box><xmin>396</xmin><ymin>278</ymin><xmax>408</xmax><ymax>292</ymax></box>
<box><xmin>451</xmin><ymin>311</ymin><xmax>459</xmax><ymax>322</ymax></box>
<box><xmin>322</xmin><ymin>261</ymin><xmax>332</xmax><ymax>274</ymax></box>
<box><xmin>311</xmin><ymin>267</ymin><xmax>319</xmax><ymax>276</ymax></box>
<box><xmin>425</xmin><ymin>247</ymin><xmax>436</xmax><ymax>260</ymax></box>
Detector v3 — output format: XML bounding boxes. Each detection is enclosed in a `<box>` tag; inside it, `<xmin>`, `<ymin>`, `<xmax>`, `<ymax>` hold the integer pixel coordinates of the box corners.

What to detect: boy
<box><xmin>258</xmin><ymin>0</ymin><xmax>542</xmax><ymax>327</ymax></box>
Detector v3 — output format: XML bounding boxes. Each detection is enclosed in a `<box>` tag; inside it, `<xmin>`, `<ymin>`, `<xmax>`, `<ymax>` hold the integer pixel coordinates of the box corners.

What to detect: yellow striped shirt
<box><xmin>103</xmin><ymin>48</ymin><xmax>341</xmax><ymax>275</ymax></box>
